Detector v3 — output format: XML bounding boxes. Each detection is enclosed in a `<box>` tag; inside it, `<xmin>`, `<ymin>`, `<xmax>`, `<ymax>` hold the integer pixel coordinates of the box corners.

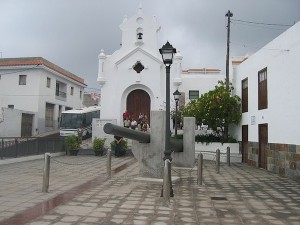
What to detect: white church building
<box><xmin>97</xmin><ymin>5</ymin><xmax>224</xmax><ymax>126</ymax></box>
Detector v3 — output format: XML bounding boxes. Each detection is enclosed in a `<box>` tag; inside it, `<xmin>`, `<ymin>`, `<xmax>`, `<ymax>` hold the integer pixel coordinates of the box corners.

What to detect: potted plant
<box><xmin>65</xmin><ymin>135</ymin><xmax>81</xmax><ymax>156</ymax></box>
<box><xmin>93</xmin><ymin>137</ymin><xmax>106</xmax><ymax>156</ymax></box>
<box><xmin>110</xmin><ymin>138</ymin><xmax>128</xmax><ymax>157</ymax></box>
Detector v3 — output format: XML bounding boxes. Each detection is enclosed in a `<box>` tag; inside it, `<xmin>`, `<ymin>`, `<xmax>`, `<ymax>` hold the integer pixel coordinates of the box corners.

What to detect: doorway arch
<box><xmin>126</xmin><ymin>89</ymin><xmax>151</xmax><ymax>123</ymax></box>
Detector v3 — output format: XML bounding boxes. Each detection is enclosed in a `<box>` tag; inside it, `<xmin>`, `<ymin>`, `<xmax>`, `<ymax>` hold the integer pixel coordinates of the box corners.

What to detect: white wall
<box><xmin>0</xmin><ymin>108</ymin><xmax>37</xmax><ymax>137</ymax></box>
<box><xmin>233</xmin><ymin>21</ymin><xmax>300</xmax><ymax>145</ymax></box>
<box><xmin>100</xmin><ymin>49</ymin><xmax>163</xmax><ymax>125</ymax></box>
<box><xmin>181</xmin><ymin>73</ymin><xmax>225</xmax><ymax>104</ymax></box>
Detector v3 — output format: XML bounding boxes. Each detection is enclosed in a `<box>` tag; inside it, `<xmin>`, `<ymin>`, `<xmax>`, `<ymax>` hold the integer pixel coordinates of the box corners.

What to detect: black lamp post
<box><xmin>160</xmin><ymin>41</ymin><xmax>176</xmax><ymax>199</ymax></box>
<box><xmin>159</xmin><ymin>41</ymin><xmax>176</xmax><ymax>162</ymax></box>
<box><xmin>173</xmin><ymin>89</ymin><xmax>181</xmax><ymax>135</ymax></box>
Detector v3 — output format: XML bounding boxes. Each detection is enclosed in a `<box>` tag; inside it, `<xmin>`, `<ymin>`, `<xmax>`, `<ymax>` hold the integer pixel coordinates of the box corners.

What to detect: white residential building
<box><xmin>0</xmin><ymin>57</ymin><xmax>86</xmax><ymax>137</ymax></box>
<box><xmin>231</xmin><ymin>21</ymin><xmax>300</xmax><ymax>179</ymax></box>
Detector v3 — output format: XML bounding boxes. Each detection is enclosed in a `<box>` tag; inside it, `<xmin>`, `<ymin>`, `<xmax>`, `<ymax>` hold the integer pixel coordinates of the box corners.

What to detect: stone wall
<box><xmin>247</xmin><ymin>142</ymin><xmax>300</xmax><ymax>180</ymax></box>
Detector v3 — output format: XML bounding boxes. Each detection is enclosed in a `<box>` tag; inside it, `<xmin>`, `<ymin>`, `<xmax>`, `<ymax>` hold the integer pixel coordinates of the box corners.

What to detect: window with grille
<box><xmin>45</xmin><ymin>103</ymin><xmax>54</xmax><ymax>127</ymax></box>
<box><xmin>242</xmin><ymin>78</ymin><xmax>248</xmax><ymax>113</ymax></box>
<box><xmin>258</xmin><ymin>68</ymin><xmax>268</xmax><ymax>110</ymax></box>
<box><xmin>71</xmin><ymin>87</ymin><xmax>74</xmax><ymax>95</ymax></box>
<box><xmin>19</xmin><ymin>75</ymin><xmax>27</xmax><ymax>85</ymax></box>
<box><xmin>133</xmin><ymin>61</ymin><xmax>144</xmax><ymax>73</ymax></box>
<box><xmin>189</xmin><ymin>90</ymin><xmax>199</xmax><ymax>100</ymax></box>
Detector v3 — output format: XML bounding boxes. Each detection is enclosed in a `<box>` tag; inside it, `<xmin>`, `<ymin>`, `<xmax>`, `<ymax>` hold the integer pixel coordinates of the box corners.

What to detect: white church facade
<box><xmin>97</xmin><ymin>6</ymin><xmax>224</xmax><ymax>126</ymax></box>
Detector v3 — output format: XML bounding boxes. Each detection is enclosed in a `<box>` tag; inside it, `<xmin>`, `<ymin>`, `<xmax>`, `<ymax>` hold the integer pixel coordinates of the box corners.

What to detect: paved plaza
<box><xmin>0</xmin><ymin>154</ymin><xmax>300</xmax><ymax>225</ymax></box>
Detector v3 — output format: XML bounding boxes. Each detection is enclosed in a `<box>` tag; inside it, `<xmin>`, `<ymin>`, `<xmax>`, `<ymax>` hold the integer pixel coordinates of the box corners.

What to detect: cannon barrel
<box><xmin>103</xmin><ymin>123</ymin><xmax>150</xmax><ymax>143</ymax></box>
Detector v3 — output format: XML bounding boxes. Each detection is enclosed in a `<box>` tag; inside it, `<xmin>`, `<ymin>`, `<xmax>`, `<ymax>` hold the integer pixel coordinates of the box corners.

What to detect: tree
<box><xmin>182</xmin><ymin>80</ymin><xmax>241</xmax><ymax>142</ymax></box>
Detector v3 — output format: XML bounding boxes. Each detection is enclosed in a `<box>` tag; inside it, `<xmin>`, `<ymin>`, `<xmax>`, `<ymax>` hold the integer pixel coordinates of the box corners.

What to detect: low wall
<box><xmin>195</xmin><ymin>142</ymin><xmax>241</xmax><ymax>163</ymax></box>
<box><xmin>247</xmin><ymin>141</ymin><xmax>300</xmax><ymax>180</ymax></box>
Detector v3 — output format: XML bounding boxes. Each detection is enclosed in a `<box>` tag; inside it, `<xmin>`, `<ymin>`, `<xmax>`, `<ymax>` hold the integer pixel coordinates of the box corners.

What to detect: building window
<box><xmin>45</xmin><ymin>103</ymin><xmax>54</xmax><ymax>127</ymax></box>
<box><xmin>80</xmin><ymin>90</ymin><xmax>82</xmax><ymax>99</ymax></box>
<box><xmin>47</xmin><ymin>77</ymin><xmax>51</xmax><ymax>88</ymax></box>
<box><xmin>189</xmin><ymin>90</ymin><xmax>199</xmax><ymax>100</ymax></box>
<box><xmin>8</xmin><ymin>105</ymin><xmax>14</xmax><ymax>109</ymax></box>
<box><xmin>133</xmin><ymin>61</ymin><xmax>144</xmax><ymax>73</ymax></box>
<box><xmin>70</xmin><ymin>87</ymin><xmax>74</xmax><ymax>95</ymax></box>
<box><xmin>19</xmin><ymin>75</ymin><xmax>27</xmax><ymax>85</ymax></box>
<box><xmin>242</xmin><ymin>78</ymin><xmax>248</xmax><ymax>113</ymax></box>
<box><xmin>258</xmin><ymin>68</ymin><xmax>268</xmax><ymax>110</ymax></box>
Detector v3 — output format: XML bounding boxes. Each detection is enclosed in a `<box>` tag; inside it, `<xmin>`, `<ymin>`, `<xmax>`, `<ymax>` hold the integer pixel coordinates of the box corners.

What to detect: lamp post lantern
<box><xmin>159</xmin><ymin>41</ymin><xmax>176</xmax><ymax>162</ymax></box>
<box><xmin>173</xmin><ymin>89</ymin><xmax>181</xmax><ymax>135</ymax></box>
<box><xmin>160</xmin><ymin>41</ymin><xmax>176</xmax><ymax>201</ymax></box>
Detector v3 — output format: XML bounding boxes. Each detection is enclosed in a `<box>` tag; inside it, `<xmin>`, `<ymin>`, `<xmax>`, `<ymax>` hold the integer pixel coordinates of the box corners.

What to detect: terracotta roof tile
<box><xmin>182</xmin><ymin>68</ymin><xmax>221</xmax><ymax>73</ymax></box>
<box><xmin>0</xmin><ymin>57</ymin><xmax>86</xmax><ymax>86</ymax></box>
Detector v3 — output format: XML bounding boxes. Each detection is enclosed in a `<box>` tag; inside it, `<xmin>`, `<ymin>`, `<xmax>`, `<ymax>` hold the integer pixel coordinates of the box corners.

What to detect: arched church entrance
<box><xmin>126</xmin><ymin>89</ymin><xmax>151</xmax><ymax>124</ymax></box>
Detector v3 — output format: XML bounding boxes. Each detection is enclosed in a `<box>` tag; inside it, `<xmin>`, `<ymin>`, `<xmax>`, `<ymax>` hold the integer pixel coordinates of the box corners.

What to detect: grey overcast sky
<box><xmin>1</xmin><ymin>0</ymin><xmax>299</xmax><ymax>92</ymax></box>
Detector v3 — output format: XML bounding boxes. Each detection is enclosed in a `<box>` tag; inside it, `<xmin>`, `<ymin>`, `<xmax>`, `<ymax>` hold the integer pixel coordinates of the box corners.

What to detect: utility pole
<box><xmin>225</xmin><ymin>10</ymin><xmax>233</xmax><ymax>90</ymax></box>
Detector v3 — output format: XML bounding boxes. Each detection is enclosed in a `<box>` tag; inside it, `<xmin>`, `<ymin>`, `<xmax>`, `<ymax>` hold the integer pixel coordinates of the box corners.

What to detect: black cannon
<box><xmin>103</xmin><ymin>123</ymin><xmax>183</xmax><ymax>152</ymax></box>
<box><xmin>103</xmin><ymin>123</ymin><xmax>150</xmax><ymax>143</ymax></box>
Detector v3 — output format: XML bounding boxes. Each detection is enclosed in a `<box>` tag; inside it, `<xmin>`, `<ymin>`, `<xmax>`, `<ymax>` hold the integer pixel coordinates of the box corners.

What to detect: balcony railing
<box><xmin>55</xmin><ymin>90</ymin><xmax>67</xmax><ymax>101</ymax></box>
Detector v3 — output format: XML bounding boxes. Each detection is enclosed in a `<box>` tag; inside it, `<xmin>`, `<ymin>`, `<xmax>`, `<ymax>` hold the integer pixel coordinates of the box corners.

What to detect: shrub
<box><xmin>182</xmin><ymin>80</ymin><xmax>241</xmax><ymax>142</ymax></box>
<box><xmin>65</xmin><ymin>135</ymin><xmax>81</xmax><ymax>150</ymax></box>
<box><xmin>172</xmin><ymin>134</ymin><xmax>183</xmax><ymax>139</ymax></box>
<box><xmin>195</xmin><ymin>133</ymin><xmax>237</xmax><ymax>145</ymax></box>
<box><xmin>93</xmin><ymin>137</ymin><xmax>106</xmax><ymax>151</ymax></box>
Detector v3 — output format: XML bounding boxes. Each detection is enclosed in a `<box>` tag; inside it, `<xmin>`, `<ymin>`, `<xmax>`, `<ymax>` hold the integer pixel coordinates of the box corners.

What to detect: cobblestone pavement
<box><xmin>0</xmin><ymin>155</ymin><xmax>300</xmax><ymax>225</ymax></box>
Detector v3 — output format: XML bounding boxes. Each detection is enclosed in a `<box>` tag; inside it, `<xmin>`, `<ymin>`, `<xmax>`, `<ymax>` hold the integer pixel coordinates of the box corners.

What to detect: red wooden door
<box><xmin>242</xmin><ymin>125</ymin><xmax>248</xmax><ymax>163</ymax></box>
<box><xmin>127</xmin><ymin>89</ymin><xmax>151</xmax><ymax>123</ymax></box>
<box><xmin>259</xmin><ymin>124</ymin><xmax>268</xmax><ymax>169</ymax></box>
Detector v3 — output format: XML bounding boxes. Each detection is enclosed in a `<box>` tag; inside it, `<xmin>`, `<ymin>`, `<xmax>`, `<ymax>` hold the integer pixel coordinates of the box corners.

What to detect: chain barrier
<box><xmin>171</xmin><ymin>160</ymin><xmax>198</xmax><ymax>176</ymax></box>
<box><xmin>50</xmin><ymin>156</ymin><xmax>101</xmax><ymax>166</ymax></box>
<box><xmin>50</xmin><ymin>158</ymin><xmax>107</xmax><ymax>178</ymax></box>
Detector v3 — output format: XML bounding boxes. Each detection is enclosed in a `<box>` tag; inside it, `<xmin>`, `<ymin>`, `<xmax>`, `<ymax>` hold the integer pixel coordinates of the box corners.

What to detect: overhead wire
<box><xmin>232</xmin><ymin>18</ymin><xmax>293</xmax><ymax>27</ymax></box>
<box><xmin>232</xmin><ymin>21</ymin><xmax>289</xmax><ymax>31</ymax></box>
<box><xmin>229</xmin><ymin>17</ymin><xmax>292</xmax><ymax>52</ymax></box>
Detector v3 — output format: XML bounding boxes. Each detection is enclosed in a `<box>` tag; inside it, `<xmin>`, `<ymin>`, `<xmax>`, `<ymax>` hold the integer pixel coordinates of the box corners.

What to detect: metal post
<box><xmin>163</xmin><ymin>159</ymin><xmax>171</xmax><ymax>206</ymax></box>
<box><xmin>225</xmin><ymin>10</ymin><xmax>233</xmax><ymax>90</ymax></box>
<box><xmin>15</xmin><ymin>138</ymin><xmax>18</xmax><ymax>158</ymax></box>
<box><xmin>1</xmin><ymin>138</ymin><xmax>4</xmax><ymax>159</ymax></box>
<box><xmin>42</xmin><ymin>153</ymin><xmax>51</xmax><ymax>193</ymax></box>
<box><xmin>107</xmin><ymin>149</ymin><xmax>111</xmax><ymax>178</ymax></box>
<box><xmin>197</xmin><ymin>153</ymin><xmax>203</xmax><ymax>185</ymax></box>
<box><xmin>227</xmin><ymin>146</ymin><xmax>231</xmax><ymax>166</ymax></box>
<box><xmin>164</xmin><ymin>65</ymin><xmax>171</xmax><ymax>161</ymax></box>
<box><xmin>175</xmin><ymin>100</ymin><xmax>178</xmax><ymax>135</ymax></box>
<box><xmin>216</xmin><ymin>149</ymin><xmax>220</xmax><ymax>174</ymax></box>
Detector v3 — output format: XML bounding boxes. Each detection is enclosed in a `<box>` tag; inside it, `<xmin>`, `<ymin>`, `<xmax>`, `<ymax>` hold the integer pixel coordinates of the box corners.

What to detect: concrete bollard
<box><xmin>42</xmin><ymin>153</ymin><xmax>51</xmax><ymax>193</ymax></box>
<box><xmin>197</xmin><ymin>153</ymin><xmax>203</xmax><ymax>185</ymax></box>
<box><xmin>162</xmin><ymin>159</ymin><xmax>171</xmax><ymax>206</ymax></box>
<box><xmin>216</xmin><ymin>149</ymin><xmax>220</xmax><ymax>174</ymax></box>
<box><xmin>227</xmin><ymin>146</ymin><xmax>231</xmax><ymax>166</ymax></box>
<box><xmin>107</xmin><ymin>149</ymin><xmax>111</xmax><ymax>178</ymax></box>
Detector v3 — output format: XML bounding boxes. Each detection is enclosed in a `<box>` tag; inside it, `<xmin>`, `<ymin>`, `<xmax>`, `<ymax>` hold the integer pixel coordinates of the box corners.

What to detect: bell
<box><xmin>137</xmin><ymin>33</ymin><xmax>143</xmax><ymax>40</ymax></box>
